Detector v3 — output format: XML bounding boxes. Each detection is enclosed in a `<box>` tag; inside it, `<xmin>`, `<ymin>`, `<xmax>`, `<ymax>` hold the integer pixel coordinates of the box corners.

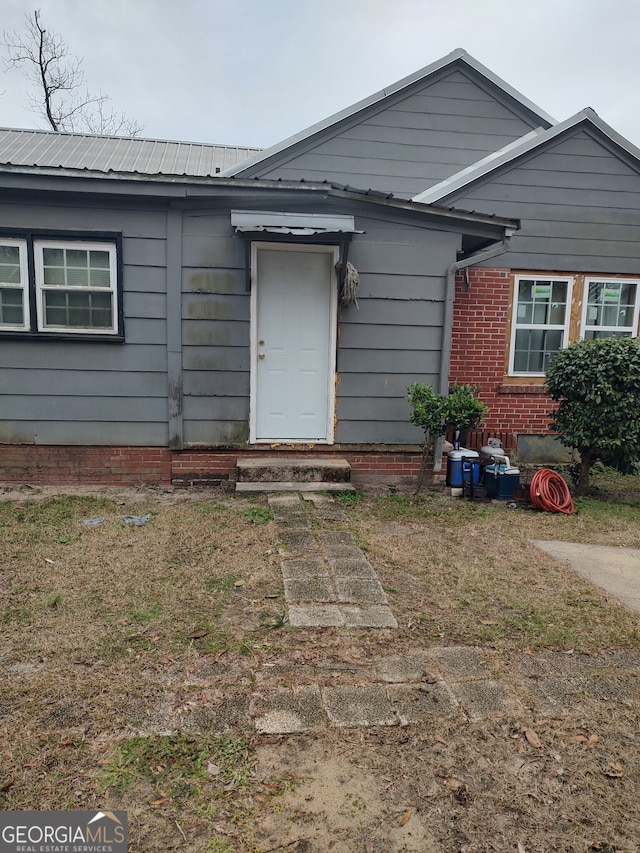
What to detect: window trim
<box><xmin>0</xmin><ymin>237</ymin><xmax>30</xmax><ymax>332</ymax></box>
<box><xmin>0</xmin><ymin>230</ymin><xmax>124</xmax><ymax>341</ymax></box>
<box><xmin>579</xmin><ymin>276</ymin><xmax>640</xmax><ymax>340</ymax></box>
<box><xmin>508</xmin><ymin>274</ymin><xmax>574</xmax><ymax>376</ymax></box>
<box><xmin>34</xmin><ymin>239</ymin><xmax>119</xmax><ymax>335</ymax></box>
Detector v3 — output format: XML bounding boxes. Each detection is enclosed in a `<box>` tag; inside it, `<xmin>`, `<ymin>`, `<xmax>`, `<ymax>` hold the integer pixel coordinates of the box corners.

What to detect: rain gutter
<box><xmin>433</xmin><ymin>228</ymin><xmax>517</xmax><ymax>469</ymax></box>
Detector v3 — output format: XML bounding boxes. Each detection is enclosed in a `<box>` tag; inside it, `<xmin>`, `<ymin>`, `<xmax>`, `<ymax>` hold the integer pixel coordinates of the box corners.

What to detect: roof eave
<box><xmin>412</xmin><ymin>108</ymin><xmax>640</xmax><ymax>205</ymax></box>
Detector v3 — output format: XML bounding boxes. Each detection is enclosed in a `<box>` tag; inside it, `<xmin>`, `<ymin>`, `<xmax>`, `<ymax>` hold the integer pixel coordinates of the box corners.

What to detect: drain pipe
<box><xmin>433</xmin><ymin>229</ymin><xmax>516</xmax><ymax>470</ymax></box>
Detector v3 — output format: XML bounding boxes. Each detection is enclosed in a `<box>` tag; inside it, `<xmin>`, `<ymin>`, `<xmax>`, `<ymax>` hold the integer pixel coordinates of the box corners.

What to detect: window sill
<box><xmin>498</xmin><ymin>383</ymin><xmax>548</xmax><ymax>395</ymax></box>
<box><xmin>1</xmin><ymin>331</ymin><xmax>125</xmax><ymax>343</ymax></box>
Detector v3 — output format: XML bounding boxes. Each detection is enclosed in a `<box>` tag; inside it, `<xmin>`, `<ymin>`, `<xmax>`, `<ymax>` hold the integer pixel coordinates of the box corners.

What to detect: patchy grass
<box><xmin>346</xmin><ymin>489</ymin><xmax>640</xmax><ymax>651</ymax></box>
<box><xmin>1</xmin><ymin>479</ymin><xmax>640</xmax><ymax>851</ymax></box>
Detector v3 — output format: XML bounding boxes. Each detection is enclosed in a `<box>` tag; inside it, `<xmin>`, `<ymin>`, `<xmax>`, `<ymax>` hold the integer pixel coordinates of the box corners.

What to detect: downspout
<box><xmin>433</xmin><ymin>228</ymin><xmax>516</xmax><ymax>470</ymax></box>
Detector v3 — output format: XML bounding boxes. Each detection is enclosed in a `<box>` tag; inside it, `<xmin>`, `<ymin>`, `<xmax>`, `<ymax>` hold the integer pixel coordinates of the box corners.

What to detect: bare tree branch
<box><xmin>2</xmin><ymin>9</ymin><xmax>144</xmax><ymax>136</ymax></box>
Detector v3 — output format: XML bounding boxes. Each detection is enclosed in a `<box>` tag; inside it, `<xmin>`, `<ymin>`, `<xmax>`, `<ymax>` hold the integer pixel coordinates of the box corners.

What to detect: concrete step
<box><xmin>235</xmin><ymin>457</ymin><xmax>352</xmax><ymax>493</ymax></box>
<box><xmin>236</xmin><ymin>481</ymin><xmax>354</xmax><ymax>493</ymax></box>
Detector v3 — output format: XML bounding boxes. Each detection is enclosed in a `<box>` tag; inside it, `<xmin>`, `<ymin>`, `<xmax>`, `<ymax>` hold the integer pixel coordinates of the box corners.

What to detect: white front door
<box><xmin>251</xmin><ymin>243</ymin><xmax>338</xmax><ymax>443</ymax></box>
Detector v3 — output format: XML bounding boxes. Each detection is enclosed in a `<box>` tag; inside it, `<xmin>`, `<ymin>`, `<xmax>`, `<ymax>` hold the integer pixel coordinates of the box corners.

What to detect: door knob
<box><xmin>258</xmin><ymin>353</ymin><xmax>265</xmax><ymax>360</ymax></box>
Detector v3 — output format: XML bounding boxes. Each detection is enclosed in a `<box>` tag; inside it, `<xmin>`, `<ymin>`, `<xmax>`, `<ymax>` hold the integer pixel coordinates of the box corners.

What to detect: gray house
<box><xmin>1</xmin><ymin>48</ymin><xmax>639</xmax><ymax>485</ymax></box>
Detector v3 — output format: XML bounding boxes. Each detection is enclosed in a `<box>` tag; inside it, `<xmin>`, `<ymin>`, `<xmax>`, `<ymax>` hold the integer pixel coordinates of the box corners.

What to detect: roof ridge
<box><xmin>220</xmin><ymin>48</ymin><xmax>556</xmax><ymax>178</ymax></box>
<box><xmin>0</xmin><ymin>125</ymin><xmax>261</xmax><ymax>151</ymax></box>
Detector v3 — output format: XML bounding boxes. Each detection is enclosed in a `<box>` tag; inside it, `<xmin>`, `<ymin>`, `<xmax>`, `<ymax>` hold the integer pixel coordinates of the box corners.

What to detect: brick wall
<box><xmin>450</xmin><ymin>267</ymin><xmax>554</xmax><ymax>440</ymax></box>
<box><xmin>0</xmin><ymin>445</ymin><xmax>172</xmax><ymax>485</ymax></box>
<box><xmin>0</xmin><ymin>446</ymin><xmax>424</xmax><ymax>487</ymax></box>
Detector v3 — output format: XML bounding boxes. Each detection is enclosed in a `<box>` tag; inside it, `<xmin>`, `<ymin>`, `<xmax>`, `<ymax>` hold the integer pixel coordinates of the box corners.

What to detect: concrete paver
<box><xmin>284</xmin><ymin>577</ymin><xmax>335</xmax><ymax>603</ymax></box>
<box><xmin>341</xmin><ymin>605</ymin><xmax>398</xmax><ymax>628</ymax></box>
<box><xmin>448</xmin><ymin>679</ymin><xmax>524</xmax><ymax>719</ymax></box>
<box><xmin>329</xmin><ymin>557</ymin><xmax>377</xmax><ymax>578</ymax></box>
<box><xmin>429</xmin><ymin>645</ymin><xmax>489</xmax><ymax>679</ymax></box>
<box><xmin>288</xmin><ymin>604</ymin><xmax>345</xmax><ymax>627</ymax></box>
<box><xmin>280</xmin><ymin>558</ymin><xmax>329</xmax><ymax>579</ymax></box>
<box><xmin>387</xmin><ymin>683</ymin><xmax>459</xmax><ymax>723</ymax></box>
<box><xmin>277</xmin><ymin>529</ymin><xmax>317</xmax><ymax>555</ymax></box>
<box><xmin>254</xmin><ymin>686</ymin><xmax>325</xmax><ymax>734</ymax></box>
<box><xmin>274</xmin><ymin>493</ymin><xmax>397</xmax><ymax>628</ymax></box>
<box><xmin>374</xmin><ymin>652</ymin><xmax>431</xmax><ymax>683</ymax></box>
<box><xmin>335</xmin><ymin>577</ymin><xmax>388</xmax><ymax>604</ymax></box>
<box><xmin>323</xmin><ymin>685</ymin><xmax>398</xmax><ymax>727</ymax></box>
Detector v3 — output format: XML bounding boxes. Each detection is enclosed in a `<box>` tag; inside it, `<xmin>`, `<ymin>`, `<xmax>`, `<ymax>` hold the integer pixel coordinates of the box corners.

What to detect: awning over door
<box><xmin>231</xmin><ymin>210</ymin><xmax>361</xmax><ymax>236</ymax></box>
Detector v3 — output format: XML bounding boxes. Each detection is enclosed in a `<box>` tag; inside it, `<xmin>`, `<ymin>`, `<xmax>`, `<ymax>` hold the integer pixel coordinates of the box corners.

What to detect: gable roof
<box><xmin>221</xmin><ymin>48</ymin><xmax>556</xmax><ymax>179</ymax></box>
<box><xmin>411</xmin><ymin>108</ymin><xmax>640</xmax><ymax>204</ymax></box>
<box><xmin>0</xmin><ymin>127</ymin><xmax>261</xmax><ymax>177</ymax></box>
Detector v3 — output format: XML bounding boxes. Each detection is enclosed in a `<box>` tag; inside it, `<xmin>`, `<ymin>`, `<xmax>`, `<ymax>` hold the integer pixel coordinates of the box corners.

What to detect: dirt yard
<box><xmin>1</xmin><ymin>477</ymin><xmax>639</xmax><ymax>852</ymax></box>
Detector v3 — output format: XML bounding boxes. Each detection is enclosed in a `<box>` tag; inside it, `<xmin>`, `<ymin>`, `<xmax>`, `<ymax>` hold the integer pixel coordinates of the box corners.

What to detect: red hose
<box><xmin>530</xmin><ymin>469</ymin><xmax>575</xmax><ymax>515</ymax></box>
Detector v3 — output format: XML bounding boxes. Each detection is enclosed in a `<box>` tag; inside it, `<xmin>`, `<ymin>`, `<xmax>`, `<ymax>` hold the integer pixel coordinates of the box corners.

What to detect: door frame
<box><xmin>249</xmin><ymin>241</ymin><xmax>339</xmax><ymax>444</ymax></box>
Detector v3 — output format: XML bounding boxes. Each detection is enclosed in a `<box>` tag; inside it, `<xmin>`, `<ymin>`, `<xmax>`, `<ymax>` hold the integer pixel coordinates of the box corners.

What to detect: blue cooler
<box><xmin>446</xmin><ymin>448</ymin><xmax>480</xmax><ymax>488</ymax></box>
<box><xmin>484</xmin><ymin>459</ymin><xmax>520</xmax><ymax>499</ymax></box>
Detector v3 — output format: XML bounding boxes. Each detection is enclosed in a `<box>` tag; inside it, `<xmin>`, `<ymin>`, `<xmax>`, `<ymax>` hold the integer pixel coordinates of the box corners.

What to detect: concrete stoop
<box><xmin>235</xmin><ymin>456</ymin><xmax>353</xmax><ymax>493</ymax></box>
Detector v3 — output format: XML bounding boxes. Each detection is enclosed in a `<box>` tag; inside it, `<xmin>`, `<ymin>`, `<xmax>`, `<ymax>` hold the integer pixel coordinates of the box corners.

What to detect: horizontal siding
<box><xmin>183</xmin><ymin>371</ymin><xmax>250</xmax><ymax>397</ymax></box>
<box><xmin>183</xmin><ymin>396</ymin><xmax>249</xmax><ymax>421</ymax></box>
<box><xmin>337</xmin><ymin>346</ymin><xmax>441</xmax><ymax>374</ymax></box>
<box><xmin>337</xmin><ymin>372</ymin><xmax>437</xmax><ymax>398</ymax></box>
<box><xmin>2</xmin><ymin>342</ymin><xmax>166</xmax><ymax>371</ymax></box>
<box><xmin>183</xmin><ymin>320</ymin><xmax>248</xmax><ymax>347</ymax></box>
<box><xmin>183</xmin><ymin>346</ymin><xmax>250</xmax><ymax>372</ymax></box>
<box><xmin>447</xmin><ymin>129</ymin><xmax>640</xmax><ymax>272</ymax></box>
<box><xmin>3</xmin><ymin>395</ymin><xmax>167</xmax><ymax>421</ymax></box>
<box><xmin>340</xmin><ymin>322</ymin><xmax>441</xmax><ymax>350</ymax></box>
<box><xmin>183</xmin><ymin>421</ymin><xmax>249</xmax><ymax>445</ymax></box>
<box><xmin>180</xmin><ymin>211</ymin><xmax>250</xmax><ymax>444</ymax></box>
<box><xmin>0</xmin><ymin>200</ymin><xmax>169</xmax><ymax>446</ymax></box>
<box><xmin>336</xmin><ymin>421</ymin><xmax>424</xmax><ymax>444</ymax></box>
<box><xmin>0</xmin><ymin>369</ymin><xmax>166</xmax><ymax>396</ymax></box>
<box><xmin>332</xmin><ymin>213</ymin><xmax>455</xmax><ymax>442</ymax></box>
<box><xmin>255</xmin><ymin>68</ymin><xmax>537</xmax><ymax>197</ymax></box>
<box><xmin>0</xmin><ymin>200</ymin><xmax>168</xmax><ymax>238</ymax></box>
<box><xmin>341</xmin><ymin>298</ymin><xmax>444</xmax><ymax>329</ymax></box>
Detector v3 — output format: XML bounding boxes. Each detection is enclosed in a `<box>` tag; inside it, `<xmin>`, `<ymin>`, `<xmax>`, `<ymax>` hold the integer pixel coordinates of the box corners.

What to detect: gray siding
<box><xmin>0</xmin><ymin>199</ymin><xmax>169</xmax><ymax>446</ymax></box>
<box><xmin>251</xmin><ymin>70</ymin><xmax>540</xmax><ymax>197</ymax></box>
<box><xmin>444</xmin><ymin>129</ymin><xmax>640</xmax><ymax>273</ymax></box>
<box><xmin>181</xmin><ymin>210</ymin><xmax>250</xmax><ymax>445</ymax></box>
<box><xmin>177</xmin><ymin>205</ymin><xmax>459</xmax><ymax>447</ymax></box>
<box><xmin>335</xmin><ymin>212</ymin><xmax>459</xmax><ymax>444</ymax></box>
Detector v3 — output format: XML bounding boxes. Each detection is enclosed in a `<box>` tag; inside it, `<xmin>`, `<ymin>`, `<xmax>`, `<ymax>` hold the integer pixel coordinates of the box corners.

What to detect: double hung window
<box><xmin>580</xmin><ymin>278</ymin><xmax>640</xmax><ymax>340</ymax></box>
<box><xmin>508</xmin><ymin>273</ymin><xmax>640</xmax><ymax>376</ymax></box>
<box><xmin>510</xmin><ymin>276</ymin><xmax>572</xmax><ymax>375</ymax></box>
<box><xmin>0</xmin><ymin>240</ymin><xmax>29</xmax><ymax>331</ymax></box>
<box><xmin>0</xmin><ymin>233</ymin><xmax>122</xmax><ymax>338</ymax></box>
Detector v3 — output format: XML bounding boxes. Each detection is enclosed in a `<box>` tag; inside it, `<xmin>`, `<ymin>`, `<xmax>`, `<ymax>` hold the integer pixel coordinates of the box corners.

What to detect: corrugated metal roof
<box><xmin>0</xmin><ymin>128</ymin><xmax>261</xmax><ymax>177</ymax></box>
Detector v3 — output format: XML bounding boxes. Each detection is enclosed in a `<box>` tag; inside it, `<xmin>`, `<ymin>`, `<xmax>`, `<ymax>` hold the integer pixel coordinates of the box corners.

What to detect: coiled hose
<box><xmin>530</xmin><ymin>468</ymin><xmax>575</xmax><ymax>515</ymax></box>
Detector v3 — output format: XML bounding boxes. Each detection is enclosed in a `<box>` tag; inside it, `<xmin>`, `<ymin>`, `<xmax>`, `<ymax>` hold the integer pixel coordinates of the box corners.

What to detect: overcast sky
<box><xmin>1</xmin><ymin>0</ymin><xmax>639</xmax><ymax>150</ymax></box>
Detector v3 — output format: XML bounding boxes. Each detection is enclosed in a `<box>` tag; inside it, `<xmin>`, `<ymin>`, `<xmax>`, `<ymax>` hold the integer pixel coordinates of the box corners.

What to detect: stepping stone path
<box><xmin>269</xmin><ymin>493</ymin><xmax>397</xmax><ymax>629</ymax></box>
<box><xmin>130</xmin><ymin>493</ymin><xmax>640</xmax><ymax>738</ymax></box>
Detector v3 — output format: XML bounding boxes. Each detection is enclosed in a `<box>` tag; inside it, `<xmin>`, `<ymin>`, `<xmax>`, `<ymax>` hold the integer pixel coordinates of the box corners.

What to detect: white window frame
<box><xmin>509</xmin><ymin>275</ymin><xmax>574</xmax><ymax>376</ymax></box>
<box><xmin>0</xmin><ymin>238</ymin><xmax>29</xmax><ymax>331</ymax></box>
<box><xmin>34</xmin><ymin>240</ymin><xmax>119</xmax><ymax>335</ymax></box>
<box><xmin>580</xmin><ymin>277</ymin><xmax>640</xmax><ymax>340</ymax></box>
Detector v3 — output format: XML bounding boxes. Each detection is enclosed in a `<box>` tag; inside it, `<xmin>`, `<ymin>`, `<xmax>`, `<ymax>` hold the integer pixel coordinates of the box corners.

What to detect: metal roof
<box><xmin>221</xmin><ymin>48</ymin><xmax>556</xmax><ymax>178</ymax></box>
<box><xmin>0</xmin><ymin>127</ymin><xmax>261</xmax><ymax>177</ymax></box>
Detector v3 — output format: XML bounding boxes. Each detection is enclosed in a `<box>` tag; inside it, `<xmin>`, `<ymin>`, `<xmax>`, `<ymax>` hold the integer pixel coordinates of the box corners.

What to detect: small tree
<box><xmin>407</xmin><ymin>383</ymin><xmax>447</xmax><ymax>492</ymax></box>
<box><xmin>545</xmin><ymin>336</ymin><xmax>640</xmax><ymax>493</ymax></box>
<box><xmin>408</xmin><ymin>383</ymin><xmax>487</xmax><ymax>492</ymax></box>
<box><xmin>2</xmin><ymin>10</ymin><xmax>144</xmax><ymax>135</ymax></box>
<box><xmin>445</xmin><ymin>384</ymin><xmax>488</xmax><ymax>446</ymax></box>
